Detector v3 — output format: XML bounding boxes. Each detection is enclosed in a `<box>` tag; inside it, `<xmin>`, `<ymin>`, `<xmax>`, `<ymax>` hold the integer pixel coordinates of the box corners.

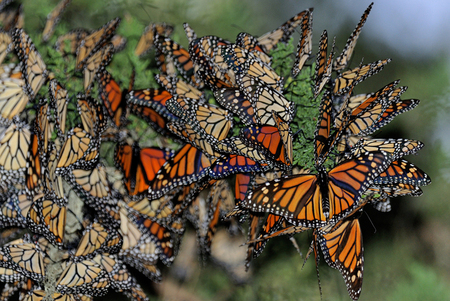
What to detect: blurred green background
<box><xmin>20</xmin><ymin>0</ymin><xmax>450</xmax><ymax>300</ymax></box>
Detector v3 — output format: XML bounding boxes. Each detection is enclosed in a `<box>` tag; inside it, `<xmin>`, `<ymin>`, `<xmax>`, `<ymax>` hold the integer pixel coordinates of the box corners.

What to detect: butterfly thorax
<box><xmin>317</xmin><ymin>165</ymin><xmax>329</xmax><ymax>218</ymax></box>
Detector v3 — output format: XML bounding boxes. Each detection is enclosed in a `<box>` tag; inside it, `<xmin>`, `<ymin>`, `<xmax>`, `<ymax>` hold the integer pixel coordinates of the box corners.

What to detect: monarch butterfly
<box><xmin>246</xmin><ymin>202</ymin><xmax>366</xmax><ymax>301</ymax></box>
<box><xmin>209</xmin><ymin>154</ymin><xmax>270</xmax><ymax>179</ymax></box>
<box><xmin>273</xmin><ymin>111</ymin><xmax>293</xmax><ymax>162</ymax></box>
<box><xmin>235</xmin><ymin>32</ymin><xmax>271</xmax><ymax>65</ymax></box>
<box><xmin>167</xmin><ymin>120</ymin><xmax>222</xmax><ymax>158</ymax></box>
<box><xmin>52</xmin><ymin>292</ymin><xmax>93</xmax><ymax>301</ymax></box>
<box><xmin>83</xmin><ymin>43</ymin><xmax>113</xmax><ymax>91</ymax></box>
<box><xmin>195</xmin><ymin>45</ymin><xmax>238</xmax><ymax>89</ymax></box>
<box><xmin>148</xmin><ymin>143</ymin><xmax>213</xmax><ymax>200</ymax></box>
<box><xmin>372</xmin><ymin>158</ymin><xmax>430</xmax><ymax>187</ymax></box>
<box><xmin>166</xmin><ymin>95</ymin><xmax>231</xmax><ymax>135</ymax></box>
<box><xmin>55</xmin><ymin>29</ymin><xmax>89</xmax><ymax>55</ymax></box>
<box><xmin>114</xmin><ymin>142</ymin><xmax>174</xmax><ymax>196</ymax></box>
<box><xmin>25</xmin><ymin>134</ymin><xmax>41</xmax><ymax>194</ymax></box>
<box><xmin>90</xmin><ymin>254</ymin><xmax>121</xmax><ymax>285</ymax></box>
<box><xmin>42</xmin><ymin>0</ymin><xmax>72</xmax><ymax>42</ymax></box>
<box><xmin>0</xmin><ymin>30</ymin><xmax>12</xmax><ymax>65</ymax></box>
<box><xmin>316</xmin><ymin>212</ymin><xmax>364</xmax><ymax>301</ymax></box>
<box><xmin>117</xmin><ymin>201</ymin><xmax>143</xmax><ymax>251</ymax></box>
<box><xmin>22</xmin><ymin>288</ymin><xmax>46</xmax><ymax>301</ymax></box>
<box><xmin>123</xmin><ymin>283</ymin><xmax>150</xmax><ymax>301</ymax></box>
<box><xmin>367</xmin><ymin>98</ymin><xmax>419</xmax><ymax>136</ymax></box>
<box><xmin>216</xmin><ymin>137</ymin><xmax>269</xmax><ymax>164</ymax></box>
<box><xmin>34</xmin><ymin>101</ymin><xmax>53</xmax><ymax>163</ymax></box>
<box><xmin>155</xmin><ymin>47</ymin><xmax>177</xmax><ymax>76</ymax></box>
<box><xmin>134</xmin><ymin>23</ymin><xmax>174</xmax><ymax>57</ymax></box>
<box><xmin>13</xmin><ymin>29</ymin><xmax>48</xmax><ymax>100</ymax></box>
<box><xmin>110</xmin><ymin>34</ymin><xmax>127</xmax><ymax>53</ymax></box>
<box><xmin>75</xmin><ymin>17</ymin><xmax>120</xmax><ymax>70</ymax></box>
<box><xmin>246</xmin><ymin>170</ymin><xmax>305</xmax><ymax>258</ymax></box>
<box><xmin>186</xmin><ymin>100</ymin><xmax>233</xmax><ymax>141</ymax></box>
<box><xmin>191</xmin><ymin>179</ymin><xmax>233</xmax><ymax>256</ymax></box>
<box><xmin>333</xmin><ymin>59</ymin><xmax>391</xmax><ymax>96</ymax></box>
<box><xmin>334</xmin><ymin>80</ymin><xmax>402</xmax><ymax>127</ymax></box>
<box><xmin>189</xmin><ymin>35</ymin><xmax>231</xmax><ymax>64</ymax></box>
<box><xmin>234</xmin><ymin>173</ymin><xmax>254</xmax><ymax>205</ymax></box>
<box><xmin>42</xmin><ymin>144</ymin><xmax>66</xmax><ymax>200</ymax></box>
<box><xmin>314</xmin><ymin>87</ymin><xmax>372</xmax><ymax>166</ymax></box>
<box><xmin>97</xmin><ymin>70</ymin><xmax>131</xmax><ymax>128</ymax></box>
<box><xmin>251</xmin><ymin>83</ymin><xmax>295</xmax><ymax>125</ymax></box>
<box><xmin>333</xmin><ymin>3</ymin><xmax>373</xmax><ymax>71</ymax></box>
<box><xmin>127</xmin><ymin>88</ymin><xmax>178</xmax><ymax>135</ymax></box>
<box><xmin>75</xmin><ymin>222</ymin><xmax>122</xmax><ymax>258</ymax></box>
<box><xmin>155</xmin><ymin>74</ymin><xmax>204</xmax><ymax>101</ymax></box>
<box><xmin>183</xmin><ymin>22</ymin><xmax>197</xmax><ymax>43</ymax></box>
<box><xmin>1</xmin><ymin>238</ymin><xmax>46</xmax><ymax>282</ymax></box>
<box><xmin>213</xmin><ymin>87</ymin><xmax>257</xmax><ymax>126</ymax></box>
<box><xmin>313</xmin><ymin>30</ymin><xmax>334</xmax><ymax>98</ymax></box>
<box><xmin>243</xmin><ymin>213</ymin><xmax>265</xmax><ymax>269</ymax></box>
<box><xmin>155</xmin><ymin>35</ymin><xmax>203</xmax><ymax>88</ymax></box>
<box><xmin>349</xmin><ymin>138</ymin><xmax>423</xmax><ymax>159</ymax></box>
<box><xmin>368</xmin><ymin>182</ymin><xmax>424</xmax><ymax>201</ymax></box>
<box><xmin>132</xmin><ymin>213</ymin><xmax>175</xmax><ymax>265</ymax></box>
<box><xmin>292</xmin><ymin>8</ymin><xmax>313</xmax><ymax>77</ymax></box>
<box><xmin>48</xmin><ymin>79</ymin><xmax>69</xmax><ymax>141</ymax></box>
<box><xmin>0</xmin><ymin>62</ymin><xmax>22</xmax><ymax>80</ymax></box>
<box><xmin>77</xmin><ymin>94</ymin><xmax>107</xmax><ymax>138</ymax></box>
<box><xmin>188</xmin><ymin>36</ymin><xmax>231</xmax><ymax>86</ymax></box>
<box><xmin>27</xmin><ymin>195</ymin><xmax>66</xmax><ymax>247</ymax></box>
<box><xmin>0</xmin><ymin>77</ymin><xmax>28</xmax><ymax>120</ymax></box>
<box><xmin>56</xmin><ymin>258</ymin><xmax>109</xmax><ymax>296</ymax></box>
<box><xmin>335</xmin><ymin>82</ymin><xmax>417</xmax><ymax>139</ymax></box>
<box><xmin>240</xmin><ymin>118</ymin><xmax>292</xmax><ymax>167</ymax></box>
<box><xmin>240</xmin><ymin>58</ymin><xmax>283</xmax><ymax>93</ymax></box>
<box><xmin>257</xmin><ymin>9</ymin><xmax>309</xmax><ymax>52</ymax></box>
<box><xmin>102</xmin><ymin>261</ymin><xmax>135</xmax><ymax>291</ymax></box>
<box><xmin>0</xmin><ymin>192</ymin><xmax>29</xmax><ymax>227</ymax></box>
<box><xmin>0</xmin><ymin>3</ymin><xmax>23</xmax><ymax>32</ymax></box>
<box><xmin>0</xmin><ymin>120</ymin><xmax>30</xmax><ymax>176</ymax></box>
<box><xmin>239</xmin><ymin>151</ymin><xmax>396</xmax><ymax>228</ymax></box>
<box><xmin>56</xmin><ymin>127</ymin><xmax>95</xmax><ymax>171</ymax></box>
<box><xmin>68</xmin><ymin>163</ymin><xmax>112</xmax><ymax>204</ymax></box>
<box><xmin>126</xmin><ymin>194</ymin><xmax>174</xmax><ymax>224</ymax></box>
<box><xmin>253</xmin><ymin>213</ymin><xmax>284</xmax><ymax>259</ymax></box>
<box><xmin>117</xmin><ymin>201</ymin><xmax>166</xmax><ymax>277</ymax></box>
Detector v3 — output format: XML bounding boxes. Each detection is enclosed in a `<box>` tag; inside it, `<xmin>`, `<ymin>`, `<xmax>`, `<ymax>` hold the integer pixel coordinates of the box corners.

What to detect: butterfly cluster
<box><xmin>0</xmin><ymin>1</ymin><xmax>430</xmax><ymax>301</ymax></box>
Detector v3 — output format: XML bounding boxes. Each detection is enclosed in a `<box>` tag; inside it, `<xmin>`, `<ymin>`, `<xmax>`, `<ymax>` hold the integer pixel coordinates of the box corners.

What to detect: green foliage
<box><xmin>387</xmin><ymin>263</ymin><xmax>450</xmax><ymax>301</ymax></box>
<box><xmin>270</xmin><ymin>39</ymin><xmax>318</xmax><ymax>170</ymax></box>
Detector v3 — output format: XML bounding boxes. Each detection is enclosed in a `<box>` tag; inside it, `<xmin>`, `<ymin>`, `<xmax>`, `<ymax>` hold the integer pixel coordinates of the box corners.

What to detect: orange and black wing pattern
<box><xmin>333</xmin><ymin>3</ymin><xmax>373</xmax><ymax>71</ymax></box>
<box><xmin>114</xmin><ymin>142</ymin><xmax>174</xmax><ymax>196</ymax></box>
<box><xmin>127</xmin><ymin>88</ymin><xmax>178</xmax><ymax>134</ymax></box>
<box><xmin>97</xmin><ymin>70</ymin><xmax>128</xmax><ymax>128</ymax></box>
<box><xmin>148</xmin><ymin>144</ymin><xmax>213</xmax><ymax>200</ymax></box>
<box><xmin>318</xmin><ymin>217</ymin><xmax>363</xmax><ymax>301</ymax></box>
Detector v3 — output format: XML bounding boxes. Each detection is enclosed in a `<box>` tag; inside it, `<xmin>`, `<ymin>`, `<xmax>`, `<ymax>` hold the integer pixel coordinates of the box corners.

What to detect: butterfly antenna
<box><xmin>245</xmin><ymin>244</ymin><xmax>253</xmax><ymax>272</ymax></box>
<box><xmin>302</xmin><ymin>240</ymin><xmax>314</xmax><ymax>270</ymax></box>
<box><xmin>364</xmin><ymin>210</ymin><xmax>377</xmax><ymax>234</ymax></box>
<box><xmin>313</xmin><ymin>237</ymin><xmax>323</xmax><ymax>301</ymax></box>
<box><xmin>230</xmin><ymin>24</ymin><xmax>246</xmax><ymax>32</ymax></box>
<box><xmin>138</xmin><ymin>3</ymin><xmax>154</xmax><ymax>22</ymax></box>
<box><xmin>292</xmin><ymin>128</ymin><xmax>305</xmax><ymax>140</ymax></box>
